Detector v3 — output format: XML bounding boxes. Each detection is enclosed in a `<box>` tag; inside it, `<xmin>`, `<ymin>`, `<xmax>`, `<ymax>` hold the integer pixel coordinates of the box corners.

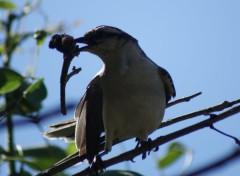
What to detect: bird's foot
<box><xmin>89</xmin><ymin>155</ymin><xmax>105</xmax><ymax>175</ymax></box>
<box><xmin>135</xmin><ymin>138</ymin><xmax>159</xmax><ymax>160</ymax></box>
<box><xmin>141</xmin><ymin>138</ymin><xmax>153</xmax><ymax>159</ymax></box>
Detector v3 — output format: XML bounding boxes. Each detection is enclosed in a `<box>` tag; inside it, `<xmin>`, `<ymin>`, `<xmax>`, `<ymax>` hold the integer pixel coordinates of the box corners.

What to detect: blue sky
<box><xmin>1</xmin><ymin>0</ymin><xmax>240</xmax><ymax>175</ymax></box>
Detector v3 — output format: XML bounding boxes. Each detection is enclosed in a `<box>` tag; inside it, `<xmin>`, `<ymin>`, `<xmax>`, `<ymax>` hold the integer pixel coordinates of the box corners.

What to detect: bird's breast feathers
<box><xmin>100</xmin><ymin>60</ymin><xmax>166</xmax><ymax>141</ymax></box>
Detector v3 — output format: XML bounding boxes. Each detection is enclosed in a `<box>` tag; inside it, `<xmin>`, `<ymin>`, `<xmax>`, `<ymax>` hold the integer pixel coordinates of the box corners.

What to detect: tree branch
<box><xmin>65</xmin><ymin>66</ymin><xmax>81</xmax><ymax>84</ymax></box>
<box><xmin>166</xmin><ymin>92</ymin><xmax>202</xmax><ymax>108</ymax></box>
<box><xmin>161</xmin><ymin>98</ymin><xmax>240</xmax><ymax>128</ymax></box>
<box><xmin>35</xmin><ymin>97</ymin><xmax>240</xmax><ymax>176</ymax></box>
<box><xmin>73</xmin><ymin>105</ymin><xmax>240</xmax><ymax>176</ymax></box>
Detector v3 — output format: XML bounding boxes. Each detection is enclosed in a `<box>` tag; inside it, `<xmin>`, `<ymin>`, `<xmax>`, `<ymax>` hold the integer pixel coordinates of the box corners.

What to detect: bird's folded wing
<box><xmin>75</xmin><ymin>75</ymin><xmax>104</xmax><ymax>162</ymax></box>
<box><xmin>158</xmin><ymin>66</ymin><xmax>176</xmax><ymax>102</ymax></box>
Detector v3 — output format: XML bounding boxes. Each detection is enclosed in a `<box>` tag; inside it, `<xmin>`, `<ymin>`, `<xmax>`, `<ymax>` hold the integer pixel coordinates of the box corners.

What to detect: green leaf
<box><xmin>0</xmin><ymin>68</ymin><xmax>23</xmax><ymax>94</ymax></box>
<box><xmin>23</xmin><ymin>145</ymin><xmax>66</xmax><ymax>159</ymax></box>
<box><xmin>33</xmin><ymin>30</ymin><xmax>47</xmax><ymax>47</ymax></box>
<box><xmin>0</xmin><ymin>45</ymin><xmax>4</xmax><ymax>55</ymax></box>
<box><xmin>66</xmin><ymin>143</ymin><xmax>77</xmax><ymax>155</ymax></box>
<box><xmin>158</xmin><ymin>142</ymin><xmax>186</xmax><ymax>169</ymax></box>
<box><xmin>24</xmin><ymin>78</ymin><xmax>47</xmax><ymax>103</ymax></box>
<box><xmin>5</xmin><ymin>81</ymin><xmax>33</xmax><ymax>115</ymax></box>
<box><xmin>22</xmin><ymin>145</ymin><xmax>67</xmax><ymax>171</ymax></box>
<box><xmin>5</xmin><ymin>79</ymin><xmax>47</xmax><ymax>115</ymax></box>
<box><xmin>0</xmin><ymin>1</ymin><xmax>16</xmax><ymax>9</ymax></box>
<box><xmin>100</xmin><ymin>170</ymin><xmax>143</xmax><ymax>176</ymax></box>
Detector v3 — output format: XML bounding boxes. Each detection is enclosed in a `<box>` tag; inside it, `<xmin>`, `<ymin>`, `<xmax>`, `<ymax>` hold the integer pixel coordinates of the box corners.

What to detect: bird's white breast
<box><xmin>101</xmin><ymin>57</ymin><xmax>166</xmax><ymax>147</ymax></box>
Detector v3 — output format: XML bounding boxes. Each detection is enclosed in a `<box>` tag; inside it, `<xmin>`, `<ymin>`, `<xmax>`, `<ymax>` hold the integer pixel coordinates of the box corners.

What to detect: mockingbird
<box><xmin>45</xmin><ymin>25</ymin><xmax>176</xmax><ymax>163</ymax></box>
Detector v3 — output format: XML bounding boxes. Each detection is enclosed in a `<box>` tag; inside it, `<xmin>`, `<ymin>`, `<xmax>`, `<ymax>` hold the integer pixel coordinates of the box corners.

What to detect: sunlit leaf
<box><xmin>0</xmin><ymin>68</ymin><xmax>23</xmax><ymax>94</ymax></box>
<box><xmin>0</xmin><ymin>45</ymin><xmax>4</xmax><ymax>55</ymax></box>
<box><xmin>100</xmin><ymin>170</ymin><xmax>143</xmax><ymax>176</ymax></box>
<box><xmin>66</xmin><ymin>143</ymin><xmax>77</xmax><ymax>155</ymax></box>
<box><xmin>0</xmin><ymin>1</ymin><xmax>16</xmax><ymax>9</ymax></box>
<box><xmin>158</xmin><ymin>142</ymin><xmax>186</xmax><ymax>169</ymax></box>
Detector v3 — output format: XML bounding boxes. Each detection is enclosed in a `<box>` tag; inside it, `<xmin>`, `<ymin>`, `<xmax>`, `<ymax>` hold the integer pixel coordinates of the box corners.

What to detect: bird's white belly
<box><xmin>105</xmin><ymin>92</ymin><xmax>165</xmax><ymax>140</ymax></box>
<box><xmin>101</xmin><ymin>65</ymin><xmax>166</xmax><ymax>150</ymax></box>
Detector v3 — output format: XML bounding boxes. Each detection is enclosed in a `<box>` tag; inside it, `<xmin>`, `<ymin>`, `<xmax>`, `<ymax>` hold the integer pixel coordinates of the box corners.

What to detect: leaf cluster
<box><xmin>0</xmin><ymin>1</ymin><xmax>67</xmax><ymax>175</ymax></box>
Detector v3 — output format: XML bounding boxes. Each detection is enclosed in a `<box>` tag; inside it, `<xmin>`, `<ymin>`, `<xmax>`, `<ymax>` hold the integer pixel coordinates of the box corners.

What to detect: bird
<box><xmin>44</xmin><ymin>25</ymin><xmax>176</xmax><ymax>164</ymax></box>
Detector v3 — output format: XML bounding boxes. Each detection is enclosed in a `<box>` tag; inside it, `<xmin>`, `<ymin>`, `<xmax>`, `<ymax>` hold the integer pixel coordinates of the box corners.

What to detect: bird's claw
<box><xmin>135</xmin><ymin>138</ymin><xmax>154</xmax><ymax>160</ymax></box>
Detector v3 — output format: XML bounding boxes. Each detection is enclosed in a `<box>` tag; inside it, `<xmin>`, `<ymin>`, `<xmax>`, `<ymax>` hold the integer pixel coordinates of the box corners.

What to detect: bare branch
<box><xmin>161</xmin><ymin>98</ymin><xmax>240</xmax><ymax>128</ymax></box>
<box><xmin>65</xmin><ymin>66</ymin><xmax>81</xmax><ymax>84</ymax></box>
<box><xmin>210</xmin><ymin>124</ymin><xmax>240</xmax><ymax>145</ymax></box>
<box><xmin>73</xmin><ymin>105</ymin><xmax>240</xmax><ymax>176</ymax></box>
<box><xmin>167</xmin><ymin>92</ymin><xmax>202</xmax><ymax>108</ymax></box>
<box><xmin>35</xmin><ymin>98</ymin><xmax>240</xmax><ymax>176</ymax></box>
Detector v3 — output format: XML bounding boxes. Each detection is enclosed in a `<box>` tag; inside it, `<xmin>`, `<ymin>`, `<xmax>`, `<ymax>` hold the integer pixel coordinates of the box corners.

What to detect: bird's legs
<box><xmin>135</xmin><ymin>138</ymin><xmax>159</xmax><ymax>159</ymax></box>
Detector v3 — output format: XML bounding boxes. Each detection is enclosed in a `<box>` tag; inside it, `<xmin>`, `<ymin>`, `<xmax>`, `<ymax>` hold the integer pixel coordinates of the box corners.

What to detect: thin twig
<box><xmin>35</xmin><ymin>98</ymin><xmax>240</xmax><ymax>176</ymax></box>
<box><xmin>210</xmin><ymin>124</ymin><xmax>240</xmax><ymax>145</ymax></box>
<box><xmin>73</xmin><ymin>105</ymin><xmax>240</xmax><ymax>176</ymax></box>
<box><xmin>65</xmin><ymin>66</ymin><xmax>82</xmax><ymax>83</ymax></box>
<box><xmin>167</xmin><ymin>92</ymin><xmax>202</xmax><ymax>108</ymax></box>
<box><xmin>161</xmin><ymin>99</ymin><xmax>240</xmax><ymax>129</ymax></box>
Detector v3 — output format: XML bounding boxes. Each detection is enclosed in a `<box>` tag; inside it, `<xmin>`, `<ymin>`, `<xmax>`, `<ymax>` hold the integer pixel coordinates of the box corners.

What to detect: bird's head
<box><xmin>76</xmin><ymin>26</ymin><xmax>138</xmax><ymax>58</ymax></box>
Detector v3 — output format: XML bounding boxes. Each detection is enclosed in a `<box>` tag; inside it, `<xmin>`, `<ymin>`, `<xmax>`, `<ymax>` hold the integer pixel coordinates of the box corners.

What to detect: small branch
<box><xmin>73</xmin><ymin>105</ymin><xmax>240</xmax><ymax>176</ymax></box>
<box><xmin>210</xmin><ymin>124</ymin><xmax>240</xmax><ymax>145</ymax></box>
<box><xmin>49</xmin><ymin>34</ymin><xmax>82</xmax><ymax>115</ymax></box>
<box><xmin>161</xmin><ymin>98</ymin><xmax>240</xmax><ymax>129</ymax></box>
<box><xmin>36</xmin><ymin>98</ymin><xmax>240</xmax><ymax>176</ymax></box>
<box><xmin>65</xmin><ymin>66</ymin><xmax>81</xmax><ymax>83</ymax></box>
<box><xmin>185</xmin><ymin>148</ymin><xmax>240</xmax><ymax>176</ymax></box>
<box><xmin>167</xmin><ymin>92</ymin><xmax>202</xmax><ymax>108</ymax></box>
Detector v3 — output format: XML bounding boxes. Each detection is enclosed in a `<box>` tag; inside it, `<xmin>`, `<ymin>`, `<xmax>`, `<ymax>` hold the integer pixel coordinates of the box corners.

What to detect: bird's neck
<box><xmin>101</xmin><ymin>43</ymin><xmax>147</xmax><ymax>74</ymax></box>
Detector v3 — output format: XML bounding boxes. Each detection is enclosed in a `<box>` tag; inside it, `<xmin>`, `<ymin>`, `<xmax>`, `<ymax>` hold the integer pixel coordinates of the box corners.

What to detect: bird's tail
<box><xmin>43</xmin><ymin>119</ymin><xmax>76</xmax><ymax>142</ymax></box>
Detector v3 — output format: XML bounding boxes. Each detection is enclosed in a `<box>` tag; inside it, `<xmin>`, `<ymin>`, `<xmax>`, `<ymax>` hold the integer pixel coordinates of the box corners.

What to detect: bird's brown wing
<box><xmin>75</xmin><ymin>76</ymin><xmax>104</xmax><ymax>162</ymax></box>
<box><xmin>158</xmin><ymin>67</ymin><xmax>176</xmax><ymax>103</ymax></box>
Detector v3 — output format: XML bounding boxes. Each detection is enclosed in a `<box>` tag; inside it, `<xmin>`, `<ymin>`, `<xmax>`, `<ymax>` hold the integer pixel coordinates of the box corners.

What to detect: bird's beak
<box><xmin>75</xmin><ymin>37</ymin><xmax>93</xmax><ymax>52</ymax></box>
<box><xmin>75</xmin><ymin>37</ymin><xmax>88</xmax><ymax>44</ymax></box>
